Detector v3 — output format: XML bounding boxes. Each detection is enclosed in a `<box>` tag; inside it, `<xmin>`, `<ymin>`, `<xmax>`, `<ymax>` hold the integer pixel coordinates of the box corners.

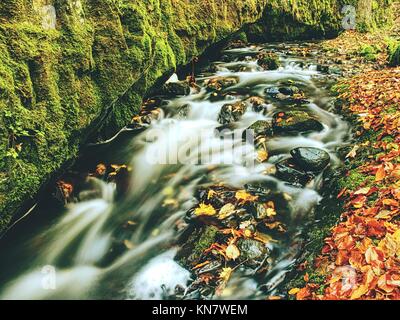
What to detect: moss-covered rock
<box><xmin>247</xmin><ymin>0</ymin><xmax>394</xmax><ymax>42</ymax></box>
<box><xmin>0</xmin><ymin>0</ymin><xmax>267</xmax><ymax>232</ymax></box>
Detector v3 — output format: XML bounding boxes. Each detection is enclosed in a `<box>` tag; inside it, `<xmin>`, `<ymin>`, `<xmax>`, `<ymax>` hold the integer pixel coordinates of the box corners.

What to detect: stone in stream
<box><xmin>175</xmin><ymin>104</ymin><xmax>191</xmax><ymax>119</ymax></box>
<box><xmin>290</xmin><ymin>147</ymin><xmax>330</xmax><ymax>172</ymax></box>
<box><xmin>160</xmin><ymin>81</ymin><xmax>191</xmax><ymax>98</ymax></box>
<box><xmin>272</xmin><ymin>110</ymin><xmax>324</xmax><ymax>134</ymax></box>
<box><xmin>218</xmin><ymin>101</ymin><xmax>247</xmax><ymax>125</ymax></box>
<box><xmin>279</xmin><ymin>85</ymin><xmax>300</xmax><ymax>96</ymax></box>
<box><xmin>237</xmin><ymin>238</ymin><xmax>268</xmax><ymax>268</ymax></box>
<box><xmin>265</xmin><ymin>86</ymin><xmax>280</xmax><ymax>97</ymax></box>
<box><xmin>317</xmin><ymin>64</ymin><xmax>330</xmax><ymax>74</ymax></box>
<box><xmin>265</xmin><ymin>86</ymin><xmax>308</xmax><ymax>105</ymax></box>
<box><xmin>246</xmin><ymin>96</ymin><xmax>269</xmax><ymax>113</ymax></box>
<box><xmin>205</xmin><ymin>76</ymin><xmax>239</xmax><ymax>92</ymax></box>
<box><xmin>242</xmin><ymin>120</ymin><xmax>273</xmax><ymax>142</ymax></box>
<box><xmin>175</xmin><ymin>225</ymin><xmax>219</xmax><ymax>268</ymax></box>
<box><xmin>275</xmin><ymin>159</ymin><xmax>314</xmax><ymax>186</ymax></box>
<box><xmin>257</xmin><ymin>51</ymin><xmax>280</xmax><ymax>70</ymax></box>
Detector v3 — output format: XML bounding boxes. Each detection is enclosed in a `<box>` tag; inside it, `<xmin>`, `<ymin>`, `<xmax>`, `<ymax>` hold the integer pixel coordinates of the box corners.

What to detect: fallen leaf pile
<box><xmin>187</xmin><ymin>185</ymin><xmax>290</xmax><ymax>296</ymax></box>
<box><xmin>293</xmin><ymin>67</ymin><xmax>400</xmax><ymax>300</ymax></box>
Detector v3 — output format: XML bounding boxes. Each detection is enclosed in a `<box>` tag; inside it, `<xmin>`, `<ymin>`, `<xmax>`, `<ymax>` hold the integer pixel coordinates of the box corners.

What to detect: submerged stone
<box><xmin>291</xmin><ymin>147</ymin><xmax>331</xmax><ymax>172</ymax></box>
<box><xmin>176</xmin><ymin>225</ymin><xmax>219</xmax><ymax>268</ymax></box>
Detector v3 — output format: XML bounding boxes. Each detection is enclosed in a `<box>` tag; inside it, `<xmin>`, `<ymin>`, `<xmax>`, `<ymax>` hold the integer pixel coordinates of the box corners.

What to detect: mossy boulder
<box><xmin>257</xmin><ymin>51</ymin><xmax>280</xmax><ymax>70</ymax></box>
<box><xmin>0</xmin><ymin>0</ymin><xmax>267</xmax><ymax>233</ymax></box>
<box><xmin>272</xmin><ymin>110</ymin><xmax>324</xmax><ymax>134</ymax></box>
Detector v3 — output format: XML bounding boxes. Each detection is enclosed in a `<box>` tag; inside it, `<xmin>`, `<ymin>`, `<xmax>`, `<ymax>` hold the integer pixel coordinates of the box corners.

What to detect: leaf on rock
<box><xmin>226</xmin><ymin>243</ymin><xmax>240</xmax><ymax>260</ymax></box>
<box><xmin>195</xmin><ymin>203</ymin><xmax>216</xmax><ymax>216</ymax></box>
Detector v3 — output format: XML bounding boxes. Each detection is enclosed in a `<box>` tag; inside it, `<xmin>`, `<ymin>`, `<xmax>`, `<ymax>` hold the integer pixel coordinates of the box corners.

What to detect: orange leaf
<box><xmin>375</xmin><ymin>165</ymin><xmax>386</xmax><ymax>182</ymax></box>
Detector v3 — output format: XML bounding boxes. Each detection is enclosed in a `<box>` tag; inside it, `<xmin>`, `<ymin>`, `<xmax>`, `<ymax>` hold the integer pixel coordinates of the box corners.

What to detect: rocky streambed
<box><xmin>0</xmin><ymin>41</ymin><xmax>352</xmax><ymax>300</ymax></box>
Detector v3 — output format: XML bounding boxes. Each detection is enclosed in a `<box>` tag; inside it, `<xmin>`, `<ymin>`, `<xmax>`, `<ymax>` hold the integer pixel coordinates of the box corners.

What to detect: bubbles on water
<box><xmin>126</xmin><ymin>249</ymin><xmax>190</xmax><ymax>300</ymax></box>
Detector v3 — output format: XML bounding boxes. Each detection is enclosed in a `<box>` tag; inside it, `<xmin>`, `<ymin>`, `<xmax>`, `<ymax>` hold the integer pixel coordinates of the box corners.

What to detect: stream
<box><xmin>0</xmin><ymin>42</ymin><xmax>351</xmax><ymax>300</ymax></box>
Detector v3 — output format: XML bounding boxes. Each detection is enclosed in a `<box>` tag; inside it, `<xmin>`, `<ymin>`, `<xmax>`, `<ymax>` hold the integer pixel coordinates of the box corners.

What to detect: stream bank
<box><xmin>285</xmin><ymin>30</ymin><xmax>400</xmax><ymax>300</ymax></box>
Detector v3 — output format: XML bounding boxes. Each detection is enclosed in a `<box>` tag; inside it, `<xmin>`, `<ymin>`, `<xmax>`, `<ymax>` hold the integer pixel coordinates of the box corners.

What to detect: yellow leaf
<box><xmin>266</xmin><ymin>207</ymin><xmax>277</xmax><ymax>217</ymax></box>
<box><xmin>207</xmin><ymin>190</ymin><xmax>217</xmax><ymax>199</ymax></box>
<box><xmin>123</xmin><ymin>240</ymin><xmax>134</xmax><ymax>250</ymax></box>
<box><xmin>346</xmin><ymin>145</ymin><xmax>359</xmax><ymax>159</ymax></box>
<box><xmin>235</xmin><ymin>190</ymin><xmax>258</xmax><ymax>202</ymax></box>
<box><xmin>257</xmin><ymin>149</ymin><xmax>269</xmax><ymax>163</ymax></box>
<box><xmin>194</xmin><ymin>203</ymin><xmax>216</xmax><ymax>216</ymax></box>
<box><xmin>354</xmin><ymin>187</ymin><xmax>370</xmax><ymax>195</ymax></box>
<box><xmin>350</xmin><ymin>284</ymin><xmax>368</xmax><ymax>300</ymax></box>
<box><xmin>288</xmin><ymin>288</ymin><xmax>300</xmax><ymax>295</ymax></box>
<box><xmin>226</xmin><ymin>243</ymin><xmax>240</xmax><ymax>260</ymax></box>
<box><xmin>219</xmin><ymin>267</ymin><xmax>233</xmax><ymax>282</ymax></box>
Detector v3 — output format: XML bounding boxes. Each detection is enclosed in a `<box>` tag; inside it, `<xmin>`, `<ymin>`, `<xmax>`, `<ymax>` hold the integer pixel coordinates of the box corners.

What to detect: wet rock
<box><xmin>113</xmin><ymin>166</ymin><xmax>131</xmax><ymax>199</ymax></box>
<box><xmin>175</xmin><ymin>104</ymin><xmax>191</xmax><ymax>119</ymax></box>
<box><xmin>265</xmin><ymin>86</ymin><xmax>280</xmax><ymax>98</ymax></box>
<box><xmin>317</xmin><ymin>64</ymin><xmax>330</xmax><ymax>74</ymax></box>
<box><xmin>218</xmin><ymin>101</ymin><xmax>247</xmax><ymax>125</ymax></box>
<box><xmin>237</xmin><ymin>239</ymin><xmax>268</xmax><ymax>266</ymax></box>
<box><xmin>279</xmin><ymin>85</ymin><xmax>300</xmax><ymax>96</ymax></box>
<box><xmin>226</xmin><ymin>40</ymin><xmax>247</xmax><ymax>50</ymax></box>
<box><xmin>290</xmin><ymin>147</ymin><xmax>330</xmax><ymax>172</ymax></box>
<box><xmin>275</xmin><ymin>159</ymin><xmax>313</xmax><ymax>186</ymax></box>
<box><xmin>242</xmin><ymin>120</ymin><xmax>273</xmax><ymax>142</ymax></box>
<box><xmin>176</xmin><ymin>225</ymin><xmax>219</xmax><ymax>268</ymax></box>
<box><xmin>246</xmin><ymin>96</ymin><xmax>269</xmax><ymax>113</ymax></box>
<box><xmin>272</xmin><ymin>110</ymin><xmax>324</xmax><ymax>134</ymax></box>
<box><xmin>205</xmin><ymin>76</ymin><xmax>239</xmax><ymax>92</ymax></box>
<box><xmin>160</xmin><ymin>81</ymin><xmax>191</xmax><ymax>98</ymax></box>
<box><xmin>257</xmin><ymin>51</ymin><xmax>280</xmax><ymax>70</ymax></box>
<box><xmin>245</xmin><ymin>183</ymin><xmax>290</xmax><ymax>215</ymax></box>
<box><xmin>197</xmin><ymin>260</ymin><xmax>222</xmax><ymax>275</ymax></box>
<box><xmin>129</xmin><ymin>108</ymin><xmax>163</xmax><ymax>128</ymax></box>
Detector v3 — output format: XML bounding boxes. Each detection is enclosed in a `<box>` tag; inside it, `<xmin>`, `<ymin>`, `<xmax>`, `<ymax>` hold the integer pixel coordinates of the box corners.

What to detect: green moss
<box><xmin>247</xmin><ymin>0</ymin><xmax>394</xmax><ymax>42</ymax></box>
<box><xmin>0</xmin><ymin>0</ymin><xmax>267</xmax><ymax>232</ymax></box>
<box><xmin>360</xmin><ymin>44</ymin><xmax>379</xmax><ymax>61</ymax></box>
<box><xmin>190</xmin><ymin>225</ymin><xmax>219</xmax><ymax>263</ymax></box>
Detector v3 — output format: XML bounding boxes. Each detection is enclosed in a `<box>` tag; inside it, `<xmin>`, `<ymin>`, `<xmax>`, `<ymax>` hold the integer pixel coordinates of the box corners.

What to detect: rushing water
<box><xmin>0</xmin><ymin>43</ymin><xmax>350</xmax><ymax>300</ymax></box>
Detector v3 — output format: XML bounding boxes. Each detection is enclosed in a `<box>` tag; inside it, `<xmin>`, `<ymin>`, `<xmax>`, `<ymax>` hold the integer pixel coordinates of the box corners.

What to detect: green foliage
<box><xmin>360</xmin><ymin>44</ymin><xmax>379</xmax><ymax>61</ymax></box>
<box><xmin>389</xmin><ymin>43</ymin><xmax>400</xmax><ymax>66</ymax></box>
